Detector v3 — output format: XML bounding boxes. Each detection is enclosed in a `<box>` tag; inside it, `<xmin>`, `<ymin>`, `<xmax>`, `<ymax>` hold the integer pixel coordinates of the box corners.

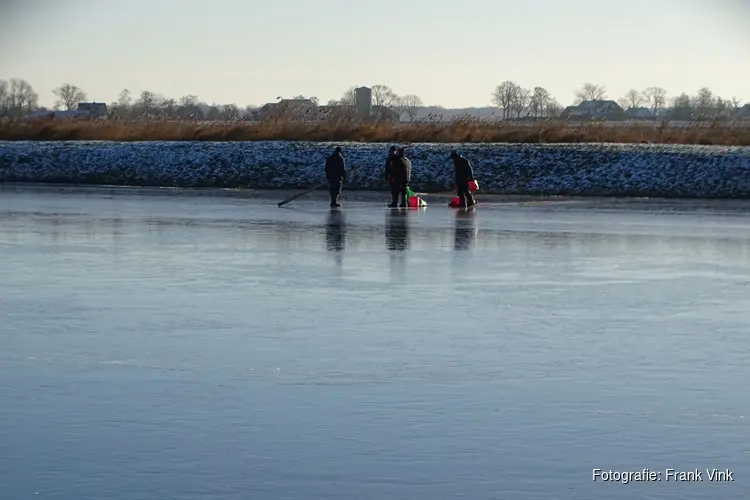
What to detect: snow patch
<box><xmin>1</xmin><ymin>141</ymin><xmax>749</xmax><ymax>198</ymax></box>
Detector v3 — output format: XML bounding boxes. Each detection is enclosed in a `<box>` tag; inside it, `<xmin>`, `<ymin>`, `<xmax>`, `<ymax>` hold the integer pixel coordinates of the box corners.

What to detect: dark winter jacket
<box><xmin>453</xmin><ymin>155</ymin><xmax>474</xmax><ymax>183</ymax></box>
<box><xmin>325</xmin><ymin>152</ymin><xmax>346</xmax><ymax>182</ymax></box>
<box><xmin>388</xmin><ymin>154</ymin><xmax>411</xmax><ymax>184</ymax></box>
<box><xmin>384</xmin><ymin>152</ymin><xmax>396</xmax><ymax>181</ymax></box>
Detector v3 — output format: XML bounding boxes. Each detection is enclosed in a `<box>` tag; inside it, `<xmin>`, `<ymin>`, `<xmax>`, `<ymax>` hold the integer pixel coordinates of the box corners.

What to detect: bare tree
<box><xmin>136</xmin><ymin>90</ymin><xmax>157</xmax><ymax>115</ymax></box>
<box><xmin>545</xmin><ymin>99</ymin><xmax>562</xmax><ymax>118</ymax></box>
<box><xmin>371</xmin><ymin>84</ymin><xmax>397</xmax><ymax>107</ymax></box>
<box><xmin>396</xmin><ymin>94</ymin><xmax>423</xmax><ymax>121</ymax></box>
<box><xmin>529</xmin><ymin>87</ymin><xmax>550</xmax><ymax>118</ymax></box>
<box><xmin>203</xmin><ymin>104</ymin><xmax>221</xmax><ymax>120</ymax></box>
<box><xmin>108</xmin><ymin>89</ymin><xmax>133</xmax><ymax>118</ymax></box>
<box><xmin>219</xmin><ymin>104</ymin><xmax>239</xmax><ymax>120</ymax></box>
<box><xmin>159</xmin><ymin>98</ymin><xmax>177</xmax><ymax>117</ymax></box>
<box><xmin>117</xmin><ymin>89</ymin><xmax>132</xmax><ymax>107</ymax></box>
<box><xmin>643</xmin><ymin>86</ymin><xmax>667</xmax><ymax>119</ymax></box>
<box><xmin>53</xmin><ymin>83</ymin><xmax>87</xmax><ymax>110</ymax></box>
<box><xmin>671</xmin><ymin>93</ymin><xmax>693</xmax><ymax>120</ymax></box>
<box><xmin>3</xmin><ymin>79</ymin><xmax>38</xmax><ymax>117</ymax></box>
<box><xmin>0</xmin><ymin>79</ymin><xmax>8</xmax><ymax>115</ymax></box>
<box><xmin>714</xmin><ymin>97</ymin><xmax>729</xmax><ymax>119</ymax></box>
<box><xmin>623</xmin><ymin>89</ymin><xmax>645</xmax><ymax>109</ymax></box>
<box><xmin>391</xmin><ymin>96</ymin><xmax>405</xmax><ymax>120</ymax></box>
<box><xmin>692</xmin><ymin>87</ymin><xmax>715</xmax><ymax>117</ymax></box>
<box><xmin>153</xmin><ymin>93</ymin><xmax>168</xmax><ymax>111</ymax></box>
<box><xmin>574</xmin><ymin>83</ymin><xmax>607</xmax><ymax>104</ymax></box>
<box><xmin>179</xmin><ymin>95</ymin><xmax>198</xmax><ymax>107</ymax></box>
<box><xmin>175</xmin><ymin>95</ymin><xmax>202</xmax><ymax>119</ymax></box>
<box><xmin>491</xmin><ymin>80</ymin><xmax>521</xmax><ymax>119</ymax></box>
<box><xmin>512</xmin><ymin>87</ymin><xmax>531</xmax><ymax>118</ymax></box>
<box><xmin>330</xmin><ymin>87</ymin><xmax>357</xmax><ymax>106</ymax></box>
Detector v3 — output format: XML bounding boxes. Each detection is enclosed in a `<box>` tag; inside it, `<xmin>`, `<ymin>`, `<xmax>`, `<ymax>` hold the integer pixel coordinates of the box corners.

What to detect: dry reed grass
<box><xmin>1</xmin><ymin>116</ymin><xmax>749</xmax><ymax>146</ymax></box>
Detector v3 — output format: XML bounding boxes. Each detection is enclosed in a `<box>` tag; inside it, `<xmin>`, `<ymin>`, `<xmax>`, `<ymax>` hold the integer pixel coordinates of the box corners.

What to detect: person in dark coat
<box><xmin>450</xmin><ymin>150</ymin><xmax>476</xmax><ymax>207</ymax></box>
<box><xmin>384</xmin><ymin>146</ymin><xmax>397</xmax><ymax>196</ymax></box>
<box><xmin>387</xmin><ymin>147</ymin><xmax>411</xmax><ymax>207</ymax></box>
<box><xmin>325</xmin><ymin>146</ymin><xmax>346</xmax><ymax>207</ymax></box>
<box><xmin>384</xmin><ymin>145</ymin><xmax>396</xmax><ymax>180</ymax></box>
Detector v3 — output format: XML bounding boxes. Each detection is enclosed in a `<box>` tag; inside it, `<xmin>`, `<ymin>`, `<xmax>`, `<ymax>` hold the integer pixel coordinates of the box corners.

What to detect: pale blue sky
<box><xmin>1</xmin><ymin>0</ymin><xmax>748</xmax><ymax>109</ymax></box>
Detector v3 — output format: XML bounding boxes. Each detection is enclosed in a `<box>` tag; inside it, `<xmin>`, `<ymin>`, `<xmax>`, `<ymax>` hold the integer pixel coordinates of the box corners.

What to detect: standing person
<box><xmin>384</xmin><ymin>145</ymin><xmax>397</xmax><ymax>180</ymax></box>
<box><xmin>384</xmin><ymin>145</ymin><xmax>397</xmax><ymax>206</ymax></box>
<box><xmin>388</xmin><ymin>147</ymin><xmax>411</xmax><ymax>208</ymax></box>
<box><xmin>450</xmin><ymin>150</ymin><xmax>476</xmax><ymax>207</ymax></box>
<box><xmin>325</xmin><ymin>146</ymin><xmax>346</xmax><ymax>208</ymax></box>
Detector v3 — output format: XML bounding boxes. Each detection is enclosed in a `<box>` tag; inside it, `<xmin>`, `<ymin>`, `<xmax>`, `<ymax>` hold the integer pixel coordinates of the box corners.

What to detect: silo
<box><xmin>355</xmin><ymin>86</ymin><xmax>372</xmax><ymax>120</ymax></box>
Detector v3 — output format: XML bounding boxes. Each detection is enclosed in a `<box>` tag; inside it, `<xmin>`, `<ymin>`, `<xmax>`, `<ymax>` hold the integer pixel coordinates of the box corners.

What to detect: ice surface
<box><xmin>1</xmin><ymin>184</ymin><xmax>750</xmax><ymax>500</ymax></box>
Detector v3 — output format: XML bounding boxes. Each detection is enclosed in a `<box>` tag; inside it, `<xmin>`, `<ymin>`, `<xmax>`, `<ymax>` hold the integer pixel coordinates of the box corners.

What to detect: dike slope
<box><xmin>1</xmin><ymin>141</ymin><xmax>749</xmax><ymax>198</ymax></box>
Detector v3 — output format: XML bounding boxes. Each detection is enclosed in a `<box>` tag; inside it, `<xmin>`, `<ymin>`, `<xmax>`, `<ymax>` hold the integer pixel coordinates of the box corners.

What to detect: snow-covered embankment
<box><xmin>1</xmin><ymin>141</ymin><xmax>749</xmax><ymax>198</ymax></box>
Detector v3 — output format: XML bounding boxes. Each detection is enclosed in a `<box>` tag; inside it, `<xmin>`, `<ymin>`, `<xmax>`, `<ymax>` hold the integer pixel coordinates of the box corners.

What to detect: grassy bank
<box><xmin>1</xmin><ymin>117</ymin><xmax>749</xmax><ymax>145</ymax></box>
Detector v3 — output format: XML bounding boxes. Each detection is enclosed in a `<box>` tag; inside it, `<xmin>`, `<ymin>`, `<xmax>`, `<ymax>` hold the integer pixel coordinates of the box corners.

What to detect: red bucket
<box><xmin>468</xmin><ymin>179</ymin><xmax>479</xmax><ymax>192</ymax></box>
<box><xmin>448</xmin><ymin>197</ymin><xmax>462</xmax><ymax>208</ymax></box>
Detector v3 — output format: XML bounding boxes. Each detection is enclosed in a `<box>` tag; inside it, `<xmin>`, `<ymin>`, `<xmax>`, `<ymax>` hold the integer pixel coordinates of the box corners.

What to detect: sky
<box><xmin>1</xmin><ymin>0</ymin><xmax>748</xmax><ymax>109</ymax></box>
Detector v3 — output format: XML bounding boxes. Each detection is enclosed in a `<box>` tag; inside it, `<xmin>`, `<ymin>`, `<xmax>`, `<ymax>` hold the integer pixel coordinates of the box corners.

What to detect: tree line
<box><xmin>492</xmin><ymin>81</ymin><xmax>747</xmax><ymax>120</ymax></box>
<box><xmin>0</xmin><ymin>79</ymin><xmax>260</xmax><ymax>120</ymax></box>
<box><xmin>1</xmin><ymin>77</ymin><xmax>746</xmax><ymax>121</ymax></box>
<box><xmin>0</xmin><ymin>79</ymin><xmax>426</xmax><ymax>121</ymax></box>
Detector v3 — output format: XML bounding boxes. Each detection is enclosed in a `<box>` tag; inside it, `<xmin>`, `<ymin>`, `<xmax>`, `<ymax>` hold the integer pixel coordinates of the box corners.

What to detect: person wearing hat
<box><xmin>450</xmin><ymin>150</ymin><xmax>476</xmax><ymax>207</ymax></box>
<box><xmin>325</xmin><ymin>146</ymin><xmax>346</xmax><ymax>207</ymax></box>
<box><xmin>387</xmin><ymin>147</ymin><xmax>411</xmax><ymax>207</ymax></box>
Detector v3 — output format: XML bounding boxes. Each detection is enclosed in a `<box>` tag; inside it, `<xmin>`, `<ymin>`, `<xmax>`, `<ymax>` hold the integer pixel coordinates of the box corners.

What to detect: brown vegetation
<box><xmin>1</xmin><ymin>117</ymin><xmax>749</xmax><ymax>145</ymax></box>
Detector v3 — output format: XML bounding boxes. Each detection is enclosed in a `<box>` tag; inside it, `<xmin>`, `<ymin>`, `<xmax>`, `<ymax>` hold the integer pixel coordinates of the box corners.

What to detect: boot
<box><xmin>466</xmin><ymin>195</ymin><xmax>476</xmax><ymax>207</ymax></box>
<box><xmin>330</xmin><ymin>194</ymin><xmax>340</xmax><ymax>208</ymax></box>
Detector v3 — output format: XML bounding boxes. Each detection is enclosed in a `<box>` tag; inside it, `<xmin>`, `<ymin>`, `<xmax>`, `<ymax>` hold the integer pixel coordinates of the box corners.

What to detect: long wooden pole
<box><xmin>277</xmin><ymin>180</ymin><xmax>330</xmax><ymax>207</ymax></box>
<box><xmin>277</xmin><ymin>165</ymin><xmax>363</xmax><ymax>208</ymax></box>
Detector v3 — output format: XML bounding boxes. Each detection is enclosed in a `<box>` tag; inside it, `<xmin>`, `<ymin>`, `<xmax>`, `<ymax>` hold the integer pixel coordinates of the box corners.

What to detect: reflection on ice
<box><xmin>325</xmin><ymin>209</ymin><xmax>346</xmax><ymax>253</ymax></box>
<box><xmin>453</xmin><ymin>208</ymin><xmax>478</xmax><ymax>251</ymax></box>
<box><xmin>385</xmin><ymin>209</ymin><xmax>411</xmax><ymax>283</ymax></box>
<box><xmin>385</xmin><ymin>209</ymin><xmax>410</xmax><ymax>252</ymax></box>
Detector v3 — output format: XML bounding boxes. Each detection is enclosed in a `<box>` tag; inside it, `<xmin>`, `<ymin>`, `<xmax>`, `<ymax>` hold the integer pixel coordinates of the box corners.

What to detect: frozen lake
<box><xmin>1</xmin><ymin>184</ymin><xmax>749</xmax><ymax>500</ymax></box>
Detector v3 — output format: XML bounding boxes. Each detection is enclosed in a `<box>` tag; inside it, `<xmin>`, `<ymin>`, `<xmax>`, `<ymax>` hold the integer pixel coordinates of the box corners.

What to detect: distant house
<box><xmin>323</xmin><ymin>104</ymin><xmax>398</xmax><ymax>122</ymax></box>
<box><xmin>561</xmin><ymin>100</ymin><xmax>625</xmax><ymax>120</ymax></box>
<box><xmin>625</xmin><ymin>107</ymin><xmax>673</xmax><ymax>120</ymax></box>
<box><xmin>28</xmin><ymin>109</ymin><xmax>80</xmax><ymax>119</ymax></box>
<box><xmin>77</xmin><ymin>102</ymin><xmax>108</xmax><ymax>117</ymax></box>
<box><xmin>626</xmin><ymin>107</ymin><xmax>654</xmax><ymax>119</ymax></box>
<box><xmin>734</xmin><ymin>104</ymin><xmax>750</xmax><ymax>120</ymax></box>
<box><xmin>254</xmin><ymin>98</ymin><xmax>318</xmax><ymax>121</ymax></box>
<box><xmin>375</xmin><ymin>105</ymin><xmax>400</xmax><ymax>122</ymax></box>
<box><xmin>255</xmin><ymin>87</ymin><xmax>400</xmax><ymax>123</ymax></box>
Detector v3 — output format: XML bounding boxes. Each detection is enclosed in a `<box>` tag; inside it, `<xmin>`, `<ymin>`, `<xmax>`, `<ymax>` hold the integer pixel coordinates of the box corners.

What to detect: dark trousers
<box><xmin>329</xmin><ymin>180</ymin><xmax>342</xmax><ymax>205</ymax></box>
<box><xmin>389</xmin><ymin>182</ymin><xmax>408</xmax><ymax>206</ymax></box>
<box><xmin>456</xmin><ymin>181</ymin><xmax>475</xmax><ymax>206</ymax></box>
